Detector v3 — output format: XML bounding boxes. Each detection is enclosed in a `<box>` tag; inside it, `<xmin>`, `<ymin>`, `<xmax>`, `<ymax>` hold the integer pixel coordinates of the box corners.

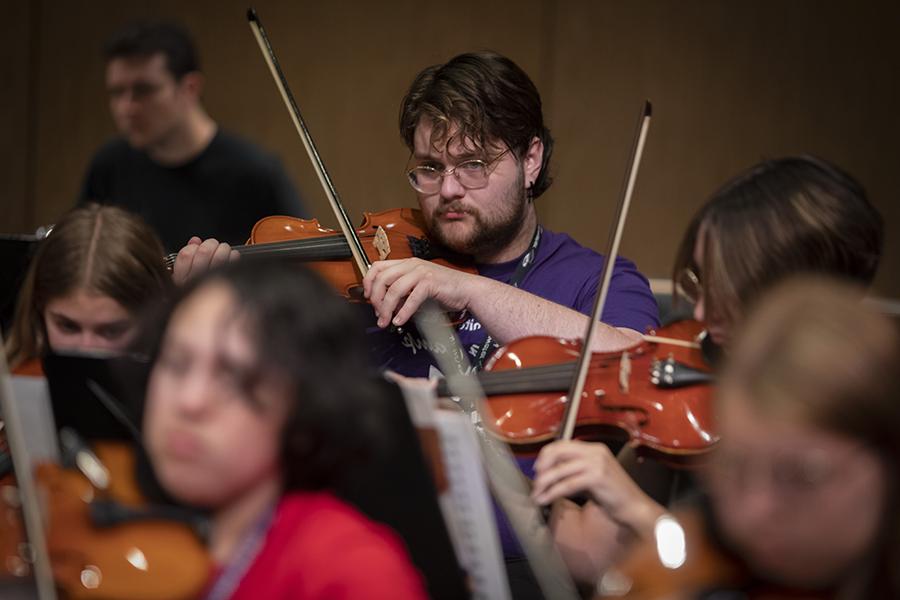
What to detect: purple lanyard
<box><xmin>202</xmin><ymin>505</ymin><xmax>276</xmax><ymax>600</ymax></box>
<box><xmin>470</xmin><ymin>225</ymin><xmax>542</xmax><ymax>369</ymax></box>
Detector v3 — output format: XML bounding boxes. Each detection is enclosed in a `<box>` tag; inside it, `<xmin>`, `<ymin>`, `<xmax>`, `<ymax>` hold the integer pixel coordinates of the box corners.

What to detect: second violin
<box><xmin>438</xmin><ymin>320</ymin><xmax>717</xmax><ymax>465</ymax></box>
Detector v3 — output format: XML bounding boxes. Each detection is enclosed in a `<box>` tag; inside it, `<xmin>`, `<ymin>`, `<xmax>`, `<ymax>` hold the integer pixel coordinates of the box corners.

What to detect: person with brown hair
<box><xmin>590</xmin><ymin>277</ymin><xmax>899</xmax><ymax>599</ymax></box>
<box><xmin>4</xmin><ymin>203</ymin><xmax>171</xmax><ymax>373</ymax></box>
<box><xmin>695</xmin><ymin>276</ymin><xmax>899</xmax><ymax>598</ymax></box>
<box><xmin>174</xmin><ymin>53</ymin><xmax>659</xmax><ymax>588</ymax></box>
<box><xmin>363</xmin><ymin>52</ymin><xmax>657</xmax><ymax>372</ymax></box>
<box><xmin>80</xmin><ymin>20</ymin><xmax>306</xmax><ymax>252</ymax></box>
<box><xmin>176</xmin><ymin>50</ymin><xmax>659</xmax><ymax>375</ymax></box>
<box><xmin>530</xmin><ymin>156</ymin><xmax>886</xmax><ymax>587</ymax></box>
<box><xmin>672</xmin><ymin>155</ymin><xmax>883</xmax><ymax>348</ymax></box>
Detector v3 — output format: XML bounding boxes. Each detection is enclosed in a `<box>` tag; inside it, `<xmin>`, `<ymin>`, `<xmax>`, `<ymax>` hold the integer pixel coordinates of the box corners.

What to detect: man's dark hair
<box><xmin>103</xmin><ymin>20</ymin><xmax>200</xmax><ymax>80</ymax></box>
<box><xmin>399</xmin><ymin>51</ymin><xmax>555</xmax><ymax>199</ymax></box>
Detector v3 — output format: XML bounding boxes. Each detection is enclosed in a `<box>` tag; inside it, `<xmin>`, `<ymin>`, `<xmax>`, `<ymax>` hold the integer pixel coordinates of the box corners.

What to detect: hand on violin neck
<box><xmin>362</xmin><ymin>257</ymin><xmax>484</xmax><ymax>328</ymax></box>
<box><xmin>531</xmin><ymin>440</ymin><xmax>664</xmax><ymax>538</ymax></box>
<box><xmin>173</xmin><ymin>236</ymin><xmax>240</xmax><ymax>285</ymax></box>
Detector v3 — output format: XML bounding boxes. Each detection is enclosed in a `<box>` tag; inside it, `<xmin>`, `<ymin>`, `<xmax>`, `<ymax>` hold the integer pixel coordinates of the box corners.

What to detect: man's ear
<box><xmin>179</xmin><ymin>71</ymin><xmax>205</xmax><ymax>101</ymax></box>
<box><xmin>523</xmin><ymin>136</ymin><xmax>544</xmax><ymax>190</ymax></box>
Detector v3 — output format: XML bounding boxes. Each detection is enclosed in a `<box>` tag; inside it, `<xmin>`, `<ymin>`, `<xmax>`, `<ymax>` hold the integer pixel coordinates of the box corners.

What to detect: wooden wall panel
<box><xmin>544</xmin><ymin>0</ymin><xmax>899</xmax><ymax>295</ymax></box>
<box><xmin>10</xmin><ymin>0</ymin><xmax>899</xmax><ymax>295</ymax></box>
<box><xmin>28</xmin><ymin>0</ymin><xmax>545</xmax><ymax>226</ymax></box>
<box><xmin>0</xmin><ymin>0</ymin><xmax>35</xmax><ymax>231</ymax></box>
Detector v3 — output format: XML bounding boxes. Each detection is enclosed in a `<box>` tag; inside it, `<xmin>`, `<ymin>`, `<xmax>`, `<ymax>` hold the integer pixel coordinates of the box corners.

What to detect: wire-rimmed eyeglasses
<box><xmin>406</xmin><ymin>149</ymin><xmax>510</xmax><ymax>194</ymax></box>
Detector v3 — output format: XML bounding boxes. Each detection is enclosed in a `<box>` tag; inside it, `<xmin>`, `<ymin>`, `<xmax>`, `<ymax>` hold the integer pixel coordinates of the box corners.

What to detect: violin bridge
<box><xmin>373</xmin><ymin>226</ymin><xmax>391</xmax><ymax>260</ymax></box>
<box><xmin>619</xmin><ymin>351</ymin><xmax>632</xmax><ymax>393</ymax></box>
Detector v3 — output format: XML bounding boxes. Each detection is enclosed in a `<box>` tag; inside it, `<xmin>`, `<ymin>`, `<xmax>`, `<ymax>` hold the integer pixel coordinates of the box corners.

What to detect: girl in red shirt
<box><xmin>141</xmin><ymin>261</ymin><xmax>427</xmax><ymax>600</ymax></box>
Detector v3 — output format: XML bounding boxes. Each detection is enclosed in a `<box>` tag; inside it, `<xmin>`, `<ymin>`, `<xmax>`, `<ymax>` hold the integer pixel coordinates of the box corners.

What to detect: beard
<box><xmin>425</xmin><ymin>168</ymin><xmax>529</xmax><ymax>261</ymax></box>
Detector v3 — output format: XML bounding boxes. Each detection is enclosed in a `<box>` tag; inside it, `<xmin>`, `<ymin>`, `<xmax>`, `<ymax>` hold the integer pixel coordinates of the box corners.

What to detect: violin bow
<box><xmin>558</xmin><ymin>101</ymin><xmax>652</xmax><ymax>441</ymax></box>
<box><xmin>413</xmin><ymin>301</ymin><xmax>580</xmax><ymax>600</ymax></box>
<box><xmin>246</xmin><ymin>8</ymin><xmax>371</xmax><ymax>281</ymax></box>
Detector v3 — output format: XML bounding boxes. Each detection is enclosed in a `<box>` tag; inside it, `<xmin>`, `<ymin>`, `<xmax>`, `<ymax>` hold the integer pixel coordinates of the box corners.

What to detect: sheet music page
<box><xmin>395</xmin><ymin>381</ymin><xmax>510</xmax><ymax>600</ymax></box>
<box><xmin>0</xmin><ymin>368</ymin><xmax>60</xmax><ymax>599</ymax></box>
<box><xmin>10</xmin><ymin>377</ymin><xmax>59</xmax><ymax>463</ymax></box>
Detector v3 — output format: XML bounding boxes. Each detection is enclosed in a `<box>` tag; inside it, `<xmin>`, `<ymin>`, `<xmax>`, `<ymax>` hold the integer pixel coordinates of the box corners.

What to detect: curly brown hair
<box><xmin>399</xmin><ymin>51</ymin><xmax>554</xmax><ymax>199</ymax></box>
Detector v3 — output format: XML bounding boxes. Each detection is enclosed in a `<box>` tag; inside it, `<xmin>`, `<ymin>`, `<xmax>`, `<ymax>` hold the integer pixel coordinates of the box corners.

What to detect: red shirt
<box><xmin>223</xmin><ymin>491</ymin><xmax>428</xmax><ymax>600</ymax></box>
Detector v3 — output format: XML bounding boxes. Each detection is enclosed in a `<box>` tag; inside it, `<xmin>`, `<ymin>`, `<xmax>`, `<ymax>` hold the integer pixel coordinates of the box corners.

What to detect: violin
<box><xmin>34</xmin><ymin>441</ymin><xmax>210</xmax><ymax>600</ymax></box>
<box><xmin>0</xmin><ymin>442</ymin><xmax>210</xmax><ymax>599</ymax></box>
<box><xmin>596</xmin><ymin>507</ymin><xmax>746</xmax><ymax>599</ymax></box>
<box><xmin>438</xmin><ymin>102</ymin><xmax>715</xmax><ymax>466</ymax></box>
<box><xmin>161</xmin><ymin>12</ymin><xmax>479</xmax><ymax>303</ymax></box>
<box><xmin>164</xmin><ymin>207</ymin><xmax>476</xmax><ymax>300</ymax></box>
<box><xmin>595</xmin><ymin>506</ymin><xmax>828</xmax><ymax>599</ymax></box>
<box><xmin>0</xmin><ymin>358</ymin><xmax>211</xmax><ymax>599</ymax></box>
<box><xmin>438</xmin><ymin>320</ymin><xmax>717</xmax><ymax>465</ymax></box>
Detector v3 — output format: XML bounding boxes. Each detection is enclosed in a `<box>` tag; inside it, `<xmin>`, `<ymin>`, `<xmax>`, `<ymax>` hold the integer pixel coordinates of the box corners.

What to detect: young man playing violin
<box><xmin>174</xmin><ymin>51</ymin><xmax>659</xmax><ymax>597</ymax></box>
<box><xmin>175</xmin><ymin>51</ymin><xmax>659</xmax><ymax>377</ymax></box>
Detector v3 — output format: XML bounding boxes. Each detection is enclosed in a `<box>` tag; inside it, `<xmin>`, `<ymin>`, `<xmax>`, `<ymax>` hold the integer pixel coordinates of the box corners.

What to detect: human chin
<box><xmin>428</xmin><ymin>216</ymin><xmax>480</xmax><ymax>253</ymax></box>
<box><xmin>154</xmin><ymin>454</ymin><xmax>229</xmax><ymax>507</ymax></box>
<box><xmin>123</xmin><ymin>128</ymin><xmax>152</xmax><ymax>149</ymax></box>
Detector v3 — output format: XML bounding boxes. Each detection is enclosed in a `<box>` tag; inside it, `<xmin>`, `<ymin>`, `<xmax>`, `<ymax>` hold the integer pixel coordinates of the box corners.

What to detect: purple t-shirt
<box><xmin>364</xmin><ymin>228</ymin><xmax>659</xmax><ymax>559</ymax></box>
<box><xmin>366</xmin><ymin>228</ymin><xmax>659</xmax><ymax>378</ymax></box>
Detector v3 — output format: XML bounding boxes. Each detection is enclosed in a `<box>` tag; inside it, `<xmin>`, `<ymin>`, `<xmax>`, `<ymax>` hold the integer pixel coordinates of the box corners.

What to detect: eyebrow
<box><xmin>413</xmin><ymin>148</ymin><xmax>445</xmax><ymax>160</ymax></box>
<box><xmin>47</xmin><ymin>312</ymin><xmax>130</xmax><ymax>329</ymax></box>
<box><xmin>47</xmin><ymin>311</ymin><xmax>78</xmax><ymax>322</ymax></box>
<box><xmin>413</xmin><ymin>149</ymin><xmax>483</xmax><ymax>162</ymax></box>
<box><xmin>96</xmin><ymin>319</ymin><xmax>132</xmax><ymax>331</ymax></box>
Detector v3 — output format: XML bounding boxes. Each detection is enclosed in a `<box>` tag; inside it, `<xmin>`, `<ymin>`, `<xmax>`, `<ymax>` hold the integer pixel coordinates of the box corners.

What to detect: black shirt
<box><xmin>80</xmin><ymin>130</ymin><xmax>307</xmax><ymax>252</ymax></box>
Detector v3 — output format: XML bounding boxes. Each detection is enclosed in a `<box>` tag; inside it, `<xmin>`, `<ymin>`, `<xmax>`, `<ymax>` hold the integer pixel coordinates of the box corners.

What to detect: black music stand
<box><xmin>0</xmin><ymin>234</ymin><xmax>41</xmax><ymax>336</ymax></box>
<box><xmin>335</xmin><ymin>378</ymin><xmax>470</xmax><ymax>600</ymax></box>
<box><xmin>41</xmin><ymin>351</ymin><xmax>147</xmax><ymax>442</ymax></box>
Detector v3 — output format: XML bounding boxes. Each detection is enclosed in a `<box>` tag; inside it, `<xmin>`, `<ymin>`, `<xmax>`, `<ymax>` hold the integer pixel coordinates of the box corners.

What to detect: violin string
<box><xmin>475</xmin><ymin>363</ymin><xmax>582</xmax><ymax>394</ymax></box>
<box><xmin>473</xmin><ymin>353</ymin><xmax>670</xmax><ymax>395</ymax></box>
<box><xmin>234</xmin><ymin>236</ymin><xmax>349</xmax><ymax>254</ymax></box>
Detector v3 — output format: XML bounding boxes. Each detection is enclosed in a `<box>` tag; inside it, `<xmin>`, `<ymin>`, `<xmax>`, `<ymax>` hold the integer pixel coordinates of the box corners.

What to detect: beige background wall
<box><xmin>2</xmin><ymin>0</ymin><xmax>897</xmax><ymax>296</ymax></box>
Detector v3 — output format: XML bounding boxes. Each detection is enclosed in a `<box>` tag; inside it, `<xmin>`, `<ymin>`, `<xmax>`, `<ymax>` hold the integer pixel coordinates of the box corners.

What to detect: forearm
<box><xmin>465</xmin><ymin>276</ymin><xmax>642</xmax><ymax>349</ymax></box>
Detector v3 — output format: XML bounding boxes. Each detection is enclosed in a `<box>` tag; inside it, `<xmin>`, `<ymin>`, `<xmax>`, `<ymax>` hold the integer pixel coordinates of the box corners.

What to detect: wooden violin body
<box><xmin>475</xmin><ymin>320</ymin><xmax>717</xmax><ymax>465</ymax></box>
<box><xmin>597</xmin><ymin>507</ymin><xmax>828</xmax><ymax>600</ymax></box>
<box><xmin>596</xmin><ymin>509</ymin><xmax>746</xmax><ymax>599</ymax></box>
<box><xmin>0</xmin><ymin>440</ymin><xmax>210</xmax><ymax>600</ymax></box>
<box><xmin>245</xmin><ymin>207</ymin><xmax>476</xmax><ymax>299</ymax></box>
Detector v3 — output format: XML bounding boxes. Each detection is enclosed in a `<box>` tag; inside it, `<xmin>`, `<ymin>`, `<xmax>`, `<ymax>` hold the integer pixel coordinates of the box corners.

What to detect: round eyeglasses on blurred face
<box><xmin>675</xmin><ymin>266</ymin><xmax>702</xmax><ymax>305</ymax></box>
<box><xmin>406</xmin><ymin>149</ymin><xmax>510</xmax><ymax>194</ymax></box>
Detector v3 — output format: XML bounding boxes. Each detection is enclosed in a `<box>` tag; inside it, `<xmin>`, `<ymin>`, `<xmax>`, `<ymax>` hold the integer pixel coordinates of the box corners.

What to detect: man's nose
<box><xmin>439</xmin><ymin>170</ymin><xmax>466</xmax><ymax>200</ymax></box>
<box><xmin>113</xmin><ymin>91</ymin><xmax>140</xmax><ymax>115</ymax></box>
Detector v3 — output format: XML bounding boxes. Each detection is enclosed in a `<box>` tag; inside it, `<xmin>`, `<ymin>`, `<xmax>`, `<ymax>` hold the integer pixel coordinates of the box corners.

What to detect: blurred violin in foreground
<box><xmin>0</xmin><ymin>353</ymin><xmax>211</xmax><ymax>600</ymax></box>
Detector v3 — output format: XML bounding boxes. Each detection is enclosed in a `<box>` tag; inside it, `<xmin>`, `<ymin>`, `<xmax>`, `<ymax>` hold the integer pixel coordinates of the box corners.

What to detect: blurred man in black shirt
<box><xmin>80</xmin><ymin>20</ymin><xmax>306</xmax><ymax>252</ymax></box>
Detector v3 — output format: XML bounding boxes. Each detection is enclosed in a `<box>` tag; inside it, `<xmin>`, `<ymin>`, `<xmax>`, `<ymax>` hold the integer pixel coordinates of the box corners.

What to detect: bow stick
<box><xmin>246</xmin><ymin>8</ymin><xmax>371</xmax><ymax>282</ymax></box>
<box><xmin>558</xmin><ymin>101</ymin><xmax>652</xmax><ymax>441</ymax></box>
